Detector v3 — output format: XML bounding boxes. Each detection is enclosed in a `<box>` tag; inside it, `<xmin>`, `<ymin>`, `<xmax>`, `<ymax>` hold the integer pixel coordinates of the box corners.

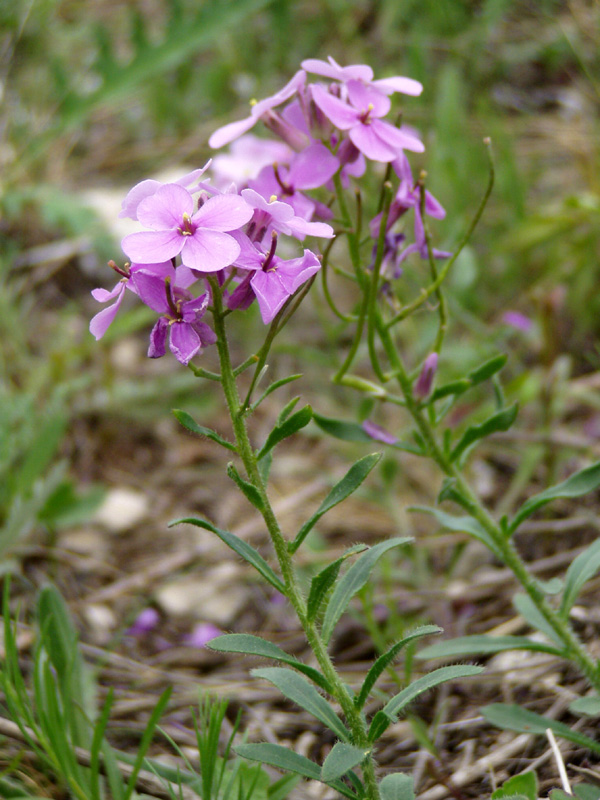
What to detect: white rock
<box><xmin>94</xmin><ymin>487</ymin><xmax>149</xmax><ymax>533</ymax></box>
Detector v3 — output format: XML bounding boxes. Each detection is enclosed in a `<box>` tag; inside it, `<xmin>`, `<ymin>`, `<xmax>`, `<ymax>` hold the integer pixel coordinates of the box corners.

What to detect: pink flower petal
<box><xmin>137</xmin><ymin>184</ymin><xmax>194</xmax><ymax>230</ymax></box>
<box><xmin>373</xmin><ymin>120</ymin><xmax>424</xmax><ymax>153</ymax></box>
<box><xmin>287</xmin><ymin>143</ymin><xmax>339</xmax><ymax>191</ymax></box>
<box><xmin>310</xmin><ymin>85</ymin><xmax>359</xmax><ymax>130</ymax></box>
<box><xmin>148</xmin><ymin>318</ymin><xmax>168</xmax><ymax>358</ymax></box>
<box><xmin>121</xmin><ymin>230</ymin><xmax>184</xmax><ymax>263</ymax></box>
<box><xmin>349</xmin><ymin>124</ymin><xmax>398</xmax><ymax>162</ymax></box>
<box><xmin>251</xmin><ymin>270</ymin><xmax>290</xmax><ymax>324</ymax></box>
<box><xmin>209</xmin><ymin>116</ymin><xmax>259</xmax><ymax>149</ymax></box>
<box><xmin>192</xmin><ymin>194</ymin><xmax>253</xmax><ymax>232</ymax></box>
<box><xmin>89</xmin><ymin>288</ymin><xmax>125</xmax><ymax>340</ymax></box>
<box><xmin>182</xmin><ymin>230</ymin><xmax>241</xmax><ymax>272</ymax></box>
<box><xmin>372</xmin><ymin>76</ymin><xmax>423</xmax><ymax>96</ymax></box>
<box><xmin>301</xmin><ymin>57</ymin><xmax>373</xmax><ymax>83</ymax></box>
<box><xmin>169</xmin><ymin>321</ymin><xmax>202</xmax><ymax>365</ymax></box>
<box><xmin>346</xmin><ymin>80</ymin><xmax>390</xmax><ymax>117</ymax></box>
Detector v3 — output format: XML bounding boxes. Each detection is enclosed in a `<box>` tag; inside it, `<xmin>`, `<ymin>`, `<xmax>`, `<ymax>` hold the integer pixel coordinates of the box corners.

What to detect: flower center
<box><xmin>359</xmin><ymin>103</ymin><xmax>374</xmax><ymax>125</ymax></box>
<box><xmin>178</xmin><ymin>212</ymin><xmax>195</xmax><ymax>236</ymax></box>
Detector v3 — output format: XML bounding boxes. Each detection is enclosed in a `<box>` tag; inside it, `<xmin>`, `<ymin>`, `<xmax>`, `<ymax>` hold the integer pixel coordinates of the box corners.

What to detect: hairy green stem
<box><xmin>375</xmin><ymin>314</ymin><xmax>600</xmax><ymax>692</ymax></box>
<box><xmin>208</xmin><ymin>278</ymin><xmax>382</xmax><ymax>800</ymax></box>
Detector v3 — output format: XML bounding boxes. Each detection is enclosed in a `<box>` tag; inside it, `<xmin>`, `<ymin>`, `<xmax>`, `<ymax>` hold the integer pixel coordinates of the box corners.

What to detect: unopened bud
<box><xmin>414</xmin><ymin>353</ymin><xmax>438</xmax><ymax>399</ymax></box>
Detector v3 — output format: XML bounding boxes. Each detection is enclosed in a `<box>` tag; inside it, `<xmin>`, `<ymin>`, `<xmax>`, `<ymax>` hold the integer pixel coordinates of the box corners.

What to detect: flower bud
<box><xmin>414</xmin><ymin>353</ymin><xmax>438</xmax><ymax>400</ymax></box>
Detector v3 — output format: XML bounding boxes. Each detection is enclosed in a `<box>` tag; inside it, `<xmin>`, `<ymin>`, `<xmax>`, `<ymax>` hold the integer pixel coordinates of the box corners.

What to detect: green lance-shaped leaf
<box><xmin>251</xmin><ymin>667</ymin><xmax>350</xmax><ymax>742</ymax></box>
<box><xmin>492</xmin><ymin>771</ymin><xmax>538</xmax><ymax>800</ymax></box>
<box><xmin>512</xmin><ymin>593</ymin><xmax>564</xmax><ymax>648</ymax></box>
<box><xmin>173</xmin><ymin>409</ymin><xmax>237</xmax><ymax>452</ymax></box>
<box><xmin>313</xmin><ymin>411</ymin><xmax>374</xmax><ymax>442</ymax></box>
<box><xmin>252</xmin><ymin>374</ymin><xmax>303</xmax><ymax>411</ymax></box>
<box><xmin>379</xmin><ymin>773</ymin><xmax>415</xmax><ymax>800</ymax></box>
<box><xmin>321</xmin><ymin>742</ymin><xmax>369</xmax><ymax>782</ymax></box>
<box><xmin>355</xmin><ymin>625</ymin><xmax>443</xmax><ymax>710</ymax></box>
<box><xmin>560</xmin><ymin>537</ymin><xmax>600</xmax><ymax>618</ymax></box>
<box><xmin>430</xmin><ymin>379</ymin><xmax>472</xmax><ymax>403</ymax></box>
<box><xmin>207</xmin><ymin>634</ymin><xmax>332</xmax><ymax>693</ymax></box>
<box><xmin>321</xmin><ymin>538</ymin><xmax>413</xmax><ymax>644</ymax></box>
<box><xmin>482</xmin><ymin>704</ymin><xmax>600</xmax><ymax>754</ymax></box>
<box><xmin>306</xmin><ymin>545</ymin><xmax>367</xmax><ymax>623</ymax></box>
<box><xmin>368</xmin><ymin>665</ymin><xmax>483</xmax><ymax>742</ymax></box>
<box><xmin>171</xmin><ymin>517</ymin><xmax>285</xmax><ymax>594</ymax></box>
<box><xmin>226</xmin><ymin>463</ymin><xmax>265</xmax><ymax>512</ymax></box>
<box><xmin>256</xmin><ymin>405</ymin><xmax>312</xmax><ymax>460</ymax></box>
<box><xmin>410</xmin><ymin>506</ymin><xmax>503</xmax><ymax>560</ymax></box>
<box><xmin>450</xmin><ymin>403</ymin><xmax>518</xmax><ymax>463</ymax></box>
<box><xmin>290</xmin><ymin>454</ymin><xmax>382</xmax><ymax>553</ymax></box>
<box><xmin>569</xmin><ymin>695</ymin><xmax>600</xmax><ymax>717</ymax></box>
<box><xmin>417</xmin><ymin>634</ymin><xmax>564</xmax><ymax>661</ymax></box>
<box><xmin>233</xmin><ymin>743</ymin><xmax>358</xmax><ymax>799</ymax></box>
<box><xmin>468</xmin><ymin>353</ymin><xmax>508</xmax><ymax>386</ymax></box>
<box><xmin>509</xmin><ymin>460</ymin><xmax>600</xmax><ymax>535</ymax></box>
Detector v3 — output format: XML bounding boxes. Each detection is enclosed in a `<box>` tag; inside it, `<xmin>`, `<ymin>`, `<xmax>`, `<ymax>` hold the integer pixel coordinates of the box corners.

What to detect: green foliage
<box><xmin>417</xmin><ymin>634</ymin><xmax>562</xmax><ymax>661</ymax></box>
<box><xmin>379</xmin><ymin>773</ymin><xmax>415</xmax><ymax>800</ymax></box>
<box><xmin>492</xmin><ymin>771</ymin><xmax>538</xmax><ymax>800</ymax></box>
<box><xmin>173</xmin><ymin>409</ymin><xmax>237</xmax><ymax>451</ymax></box>
<box><xmin>321</xmin><ymin>742</ymin><xmax>369</xmax><ymax>782</ymax></box>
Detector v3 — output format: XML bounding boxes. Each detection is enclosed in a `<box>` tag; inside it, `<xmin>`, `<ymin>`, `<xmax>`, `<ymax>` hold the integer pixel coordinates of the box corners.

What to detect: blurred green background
<box><xmin>1</xmin><ymin>0</ymin><xmax>599</xmax><ymax>556</ymax></box>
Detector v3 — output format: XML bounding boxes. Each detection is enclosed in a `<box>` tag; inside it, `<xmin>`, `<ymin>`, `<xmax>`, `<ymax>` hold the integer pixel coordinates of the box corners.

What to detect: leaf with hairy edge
<box><xmin>369</xmin><ymin>665</ymin><xmax>483</xmax><ymax>741</ymax></box>
<box><xmin>252</xmin><ymin>668</ymin><xmax>350</xmax><ymax>742</ymax></box>
<box><xmin>313</xmin><ymin>412</ymin><xmax>374</xmax><ymax>442</ymax></box>
<box><xmin>410</xmin><ymin>506</ymin><xmax>503</xmax><ymax>559</ymax></box>
<box><xmin>560</xmin><ymin>538</ymin><xmax>600</xmax><ymax>618</ymax></box>
<box><xmin>492</xmin><ymin>772</ymin><xmax>537</xmax><ymax>800</ymax></box>
<box><xmin>226</xmin><ymin>463</ymin><xmax>265</xmax><ymax>512</ymax></box>
<box><xmin>290</xmin><ymin>454</ymin><xmax>382</xmax><ymax>553</ymax></box>
<box><xmin>417</xmin><ymin>634</ymin><xmax>563</xmax><ymax>660</ymax></box>
<box><xmin>569</xmin><ymin>695</ymin><xmax>600</xmax><ymax>717</ymax></box>
<box><xmin>322</xmin><ymin>538</ymin><xmax>413</xmax><ymax>644</ymax></box>
<box><xmin>307</xmin><ymin>545</ymin><xmax>368</xmax><ymax>623</ymax></box>
<box><xmin>170</xmin><ymin>517</ymin><xmax>285</xmax><ymax>594</ymax></box>
<box><xmin>321</xmin><ymin>743</ymin><xmax>369</xmax><ymax>782</ymax></box>
<box><xmin>450</xmin><ymin>403</ymin><xmax>518</xmax><ymax>463</ymax></box>
<box><xmin>379</xmin><ymin>773</ymin><xmax>415</xmax><ymax>800</ymax></box>
<box><xmin>482</xmin><ymin>704</ymin><xmax>600</xmax><ymax>754</ymax></box>
<box><xmin>257</xmin><ymin>406</ymin><xmax>312</xmax><ymax>460</ymax></box>
<box><xmin>233</xmin><ymin>744</ymin><xmax>358</xmax><ymax>799</ymax></box>
<box><xmin>173</xmin><ymin>410</ymin><xmax>237</xmax><ymax>451</ymax></box>
<box><xmin>509</xmin><ymin>461</ymin><xmax>600</xmax><ymax>534</ymax></box>
<box><xmin>355</xmin><ymin>626</ymin><xmax>443</xmax><ymax>710</ymax></box>
<box><xmin>512</xmin><ymin>594</ymin><xmax>563</xmax><ymax>647</ymax></box>
<box><xmin>207</xmin><ymin>634</ymin><xmax>332</xmax><ymax>693</ymax></box>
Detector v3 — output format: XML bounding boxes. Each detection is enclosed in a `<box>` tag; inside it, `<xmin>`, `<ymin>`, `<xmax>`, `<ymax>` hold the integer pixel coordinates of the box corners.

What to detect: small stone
<box><xmin>94</xmin><ymin>487</ymin><xmax>149</xmax><ymax>533</ymax></box>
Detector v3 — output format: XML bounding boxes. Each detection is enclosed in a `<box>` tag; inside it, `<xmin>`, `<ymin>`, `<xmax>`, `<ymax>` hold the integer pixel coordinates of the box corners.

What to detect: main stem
<box><xmin>376</xmin><ymin>315</ymin><xmax>600</xmax><ymax>693</ymax></box>
<box><xmin>209</xmin><ymin>279</ymin><xmax>382</xmax><ymax>800</ymax></box>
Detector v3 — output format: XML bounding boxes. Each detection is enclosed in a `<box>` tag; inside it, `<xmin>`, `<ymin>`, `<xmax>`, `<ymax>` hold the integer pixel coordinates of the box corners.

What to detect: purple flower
<box><xmin>241</xmin><ymin>188</ymin><xmax>334</xmax><ymax>242</ymax></box>
<box><xmin>302</xmin><ymin>56</ymin><xmax>423</xmax><ymax>98</ymax></box>
<box><xmin>118</xmin><ymin>164</ymin><xmax>211</xmax><ymax>220</ymax></box>
<box><xmin>125</xmin><ymin>608</ymin><xmax>160</xmax><ymax>637</ymax></box>
<box><xmin>209</xmin><ymin>70</ymin><xmax>306</xmax><ymax>149</ymax></box>
<box><xmin>89</xmin><ymin>260</ymin><xmax>175</xmax><ymax>340</ymax></box>
<box><xmin>414</xmin><ymin>353</ymin><xmax>439</xmax><ymax>400</ymax></box>
<box><xmin>310</xmin><ymin>81</ymin><xmax>424</xmax><ymax>162</ymax></box>
<box><xmin>503</xmin><ymin>311</ymin><xmax>533</xmax><ymax>332</ymax></box>
<box><xmin>121</xmin><ymin>184</ymin><xmax>253</xmax><ymax>273</ymax></box>
<box><xmin>211</xmin><ymin>134</ymin><xmax>293</xmax><ymax>188</ymax></box>
<box><xmin>362</xmin><ymin>420</ymin><xmax>399</xmax><ymax>445</ymax></box>
<box><xmin>131</xmin><ymin>266</ymin><xmax>216</xmax><ymax>365</ymax></box>
<box><xmin>184</xmin><ymin>623</ymin><xmax>222</xmax><ymax>648</ymax></box>
<box><xmin>229</xmin><ymin>235</ymin><xmax>322</xmax><ymax>324</ymax></box>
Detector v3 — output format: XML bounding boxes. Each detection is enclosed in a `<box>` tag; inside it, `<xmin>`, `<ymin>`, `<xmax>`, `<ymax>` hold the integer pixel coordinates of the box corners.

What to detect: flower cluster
<box><xmin>91</xmin><ymin>56</ymin><xmax>447</xmax><ymax>364</ymax></box>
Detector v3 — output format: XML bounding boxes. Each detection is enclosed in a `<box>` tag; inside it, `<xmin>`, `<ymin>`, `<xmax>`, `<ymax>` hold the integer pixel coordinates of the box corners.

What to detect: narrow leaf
<box><xmin>257</xmin><ymin>405</ymin><xmax>312</xmax><ymax>459</ymax></box>
<box><xmin>171</xmin><ymin>517</ymin><xmax>285</xmax><ymax>594</ymax></box>
<box><xmin>356</xmin><ymin>626</ymin><xmax>443</xmax><ymax>709</ymax></box>
<box><xmin>512</xmin><ymin>593</ymin><xmax>564</xmax><ymax>647</ymax></box>
<box><xmin>560</xmin><ymin>538</ymin><xmax>600</xmax><ymax>617</ymax></box>
<box><xmin>226</xmin><ymin>464</ymin><xmax>265</xmax><ymax>512</ymax></box>
<box><xmin>313</xmin><ymin>412</ymin><xmax>374</xmax><ymax>442</ymax></box>
<box><xmin>290</xmin><ymin>454</ymin><xmax>382</xmax><ymax>553</ymax></box>
<box><xmin>379</xmin><ymin>773</ymin><xmax>415</xmax><ymax>800</ymax></box>
<box><xmin>307</xmin><ymin>545</ymin><xmax>367</xmax><ymax>622</ymax></box>
<box><xmin>450</xmin><ymin>403</ymin><xmax>518</xmax><ymax>462</ymax></box>
<box><xmin>410</xmin><ymin>506</ymin><xmax>503</xmax><ymax>559</ymax></box>
<box><xmin>509</xmin><ymin>461</ymin><xmax>600</xmax><ymax>534</ymax></box>
<box><xmin>321</xmin><ymin>742</ymin><xmax>368</xmax><ymax>782</ymax></box>
<box><xmin>430</xmin><ymin>379</ymin><xmax>472</xmax><ymax>402</ymax></box>
<box><xmin>252</xmin><ymin>374</ymin><xmax>303</xmax><ymax>410</ymax></box>
<box><xmin>207</xmin><ymin>634</ymin><xmax>331</xmax><ymax>692</ymax></box>
<box><xmin>234</xmin><ymin>743</ymin><xmax>358</xmax><ymax>798</ymax></box>
<box><xmin>322</xmin><ymin>538</ymin><xmax>413</xmax><ymax>644</ymax></box>
<box><xmin>468</xmin><ymin>353</ymin><xmax>508</xmax><ymax>385</ymax></box>
<box><xmin>482</xmin><ymin>704</ymin><xmax>600</xmax><ymax>754</ymax></box>
<box><xmin>369</xmin><ymin>665</ymin><xmax>483</xmax><ymax>741</ymax></box>
<box><xmin>173</xmin><ymin>409</ymin><xmax>236</xmax><ymax>451</ymax></box>
<box><xmin>252</xmin><ymin>667</ymin><xmax>350</xmax><ymax>742</ymax></box>
<box><xmin>124</xmin><ymin>687</ymin><xmax>172</xmax><ymax>800</ymax></box>
<box><xmin>417</xmin><ymin>634</ymin><xmax>563</xmax><ymax>660</ymax></box>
